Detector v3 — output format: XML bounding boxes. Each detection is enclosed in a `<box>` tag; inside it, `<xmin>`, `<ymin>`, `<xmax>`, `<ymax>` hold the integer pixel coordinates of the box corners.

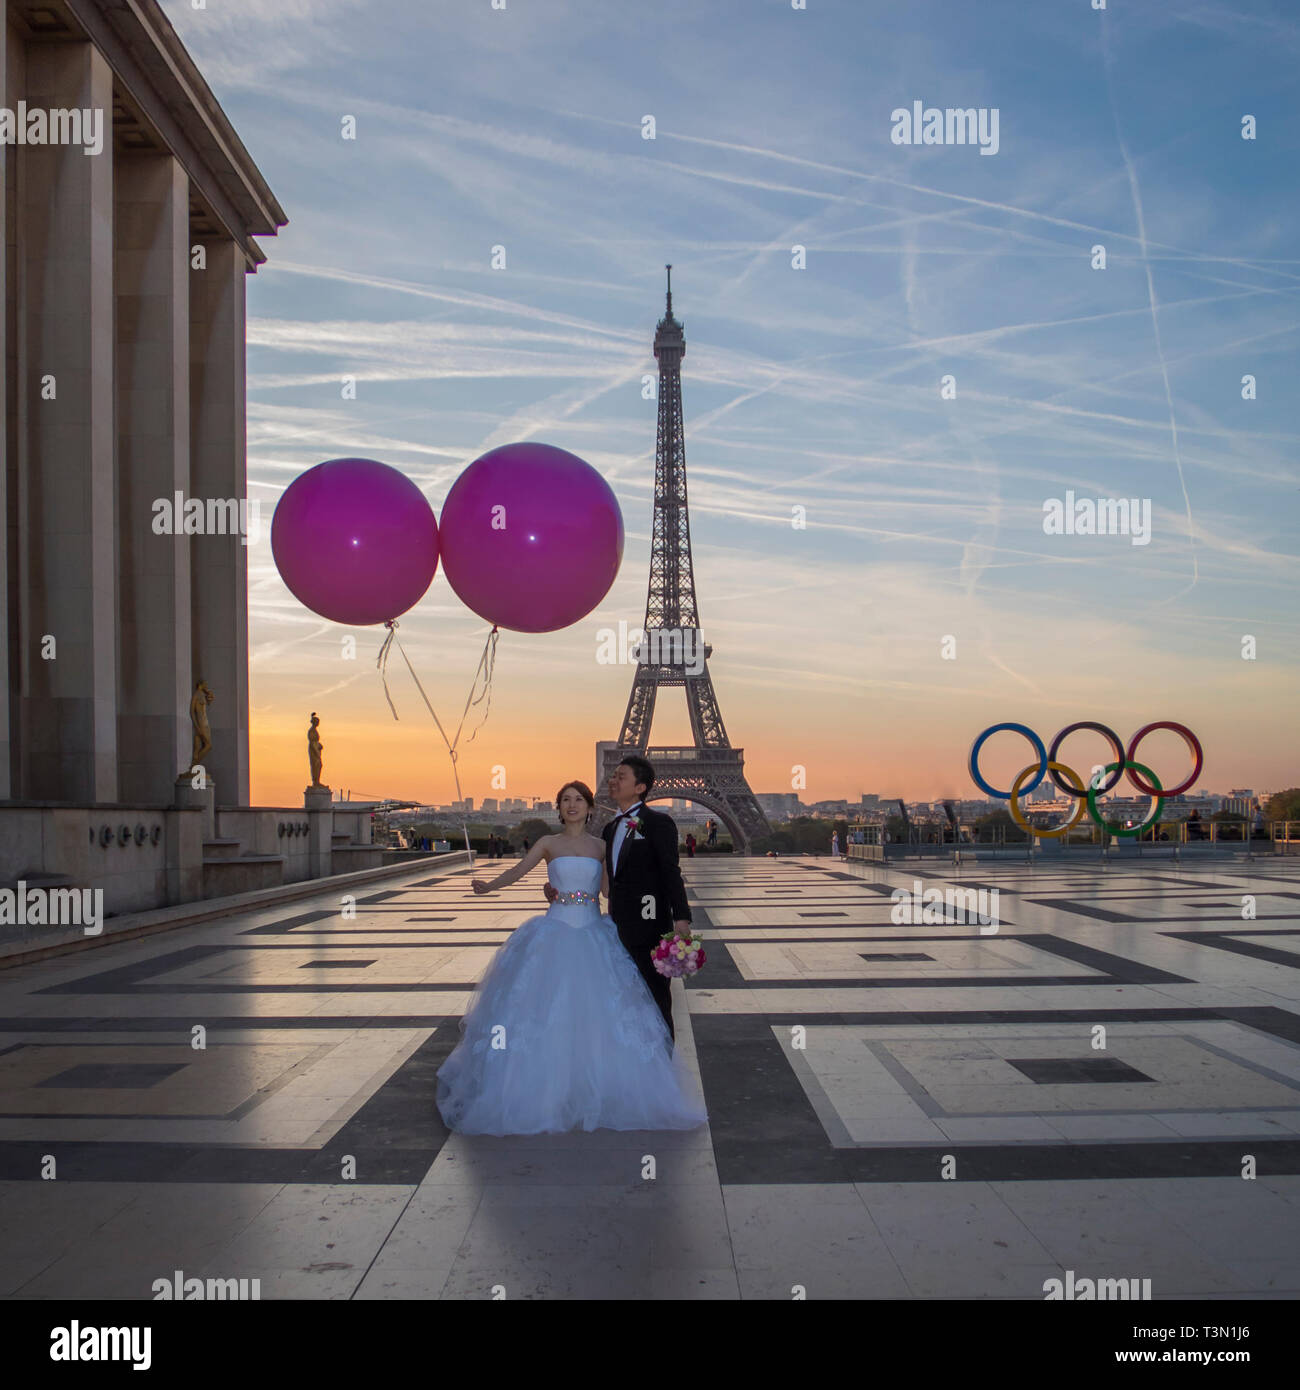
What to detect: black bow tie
<box><xmin>614</xmin><ymin>807</ymin><xmax>641</xmax><ymax>823</ymax></box>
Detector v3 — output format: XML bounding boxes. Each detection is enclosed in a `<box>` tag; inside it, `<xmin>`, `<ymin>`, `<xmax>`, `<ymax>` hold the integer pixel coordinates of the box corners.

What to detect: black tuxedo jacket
<box><xmin>602</xmin><ymin>803</ymin><xmax>691</xmax><ymax>948</ymax></box>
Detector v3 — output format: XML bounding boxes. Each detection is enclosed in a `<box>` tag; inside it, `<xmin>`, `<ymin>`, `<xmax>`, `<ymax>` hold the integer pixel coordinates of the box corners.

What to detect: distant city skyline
<box><xmin>361</xmin><ymin>783</ymin><xmax>1269</xmax><ymax>822</ymax></box>
<box><xmin>159</xmin><ymin>1</ymin><xmax>1300</xmax><ymax>808</ymax></box>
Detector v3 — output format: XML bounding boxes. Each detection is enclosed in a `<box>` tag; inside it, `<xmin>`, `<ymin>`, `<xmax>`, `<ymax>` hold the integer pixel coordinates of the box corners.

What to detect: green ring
<box><xmin>1087</xmin><ymin>761</ymin><xmax>1163</xmax><ymax>837</ymax></box>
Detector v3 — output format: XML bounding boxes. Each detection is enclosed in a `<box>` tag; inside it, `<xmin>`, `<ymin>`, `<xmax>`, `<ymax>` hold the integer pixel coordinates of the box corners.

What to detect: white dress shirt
<box><xmin>610</xmin><ymin>801</ymin><xmax>645</xmax><ymax>870</ymax></box>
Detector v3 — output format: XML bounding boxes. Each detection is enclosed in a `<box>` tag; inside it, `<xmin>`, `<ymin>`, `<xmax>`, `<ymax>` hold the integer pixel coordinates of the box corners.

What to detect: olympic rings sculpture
<box><xmin>969</xmin><ymin>721</ymin><xmax>1203</xmax><ymax>839</ymax></box>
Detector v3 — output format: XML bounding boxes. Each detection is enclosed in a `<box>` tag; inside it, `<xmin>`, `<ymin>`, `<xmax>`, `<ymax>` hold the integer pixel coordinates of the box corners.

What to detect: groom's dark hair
<box><xmin>620</xmin><ymin>754</ymin><xmax>655</xmax><ymax>797</ymax></box>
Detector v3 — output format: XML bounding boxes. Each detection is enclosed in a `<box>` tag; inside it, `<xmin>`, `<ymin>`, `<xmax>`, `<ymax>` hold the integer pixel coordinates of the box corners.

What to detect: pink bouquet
<box><xmin>652</xmin><ymin>927</ymin><xmax>706</xmax><ymax>978</ymax></box>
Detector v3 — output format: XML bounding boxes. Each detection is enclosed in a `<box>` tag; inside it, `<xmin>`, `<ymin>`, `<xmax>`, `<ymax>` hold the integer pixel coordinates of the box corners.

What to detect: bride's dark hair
<box><xmin>555</xmin><ymin>780</ymin><xmax>595</xmax><ymax>820</ymax></box>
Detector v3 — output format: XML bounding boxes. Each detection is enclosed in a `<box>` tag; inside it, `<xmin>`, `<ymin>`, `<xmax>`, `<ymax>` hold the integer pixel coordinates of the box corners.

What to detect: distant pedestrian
<box><xmin>686</xmin><ymin>833</ymin><xmax>696</xmax><ymax>858</ymax></box>
<box><xmin>831</xmin><ymin>831</ymin><xmax>841</xmax><ymax>859</ymax></box>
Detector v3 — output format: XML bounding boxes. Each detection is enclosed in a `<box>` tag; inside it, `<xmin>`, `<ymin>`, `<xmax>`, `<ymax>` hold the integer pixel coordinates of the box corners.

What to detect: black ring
<box><xmin>1048</xmin><ymin>722</ymin><xmax>1125</xmax><ymax>798</ymax></box>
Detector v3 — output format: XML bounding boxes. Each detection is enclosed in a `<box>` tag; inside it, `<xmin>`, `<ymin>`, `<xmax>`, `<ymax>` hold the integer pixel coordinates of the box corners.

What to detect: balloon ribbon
<box><xmin>376</xmin><ymin>620</ymin><xmax>500</xmax><ymax>855</ymax></box>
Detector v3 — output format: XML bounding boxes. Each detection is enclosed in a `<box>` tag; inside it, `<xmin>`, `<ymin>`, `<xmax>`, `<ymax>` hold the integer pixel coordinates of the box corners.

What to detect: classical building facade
<box><xmin>0</xmin><ymin>2</ymin><xmax>383</xmax><ymax>931</ymax></box>
<box><xmin>0</xmin><ymin>3</ymin><xmax>462</xmax><ymax>937</ymax></box>
<box><xmin>2</xmin><ymin>0</ymin><xmax>283</xmax><ymax>805</ymax></box>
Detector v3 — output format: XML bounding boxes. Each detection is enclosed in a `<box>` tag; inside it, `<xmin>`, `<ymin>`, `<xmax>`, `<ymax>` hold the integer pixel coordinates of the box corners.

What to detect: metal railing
<box><xmin>843</xmin><ymin>818</ymin><xmax>1299</xmax><ymax>861</ymax></box>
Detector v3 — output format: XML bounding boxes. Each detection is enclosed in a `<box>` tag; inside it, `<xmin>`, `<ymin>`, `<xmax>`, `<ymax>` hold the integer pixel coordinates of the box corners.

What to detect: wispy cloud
<box><xmin>161</xmin><ymin>0</ymin><xmax>1300</xmax><ymax>803</ymax></box>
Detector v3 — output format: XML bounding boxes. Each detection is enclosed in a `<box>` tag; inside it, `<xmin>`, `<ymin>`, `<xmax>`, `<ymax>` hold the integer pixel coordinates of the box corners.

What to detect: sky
<box><xmin>160</xmin><ymin>0</ymin><xmax>1300</xmax><ymax>812</ymax></box>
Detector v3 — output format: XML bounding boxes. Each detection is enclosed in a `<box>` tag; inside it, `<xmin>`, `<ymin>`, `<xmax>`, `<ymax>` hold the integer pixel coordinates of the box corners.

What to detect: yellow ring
<box><xmin>1009</xmin><ymin>762</ymin><xmax>1087</xmax><ymax>838</ymax></box>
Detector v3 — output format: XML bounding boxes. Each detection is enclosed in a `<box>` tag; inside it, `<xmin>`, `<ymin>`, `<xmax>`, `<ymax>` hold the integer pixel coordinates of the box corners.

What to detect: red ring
<box><xmin>1125</xmin><ymin>722</ymin><xmax>1203</xmax><ymax>797</ymax></box>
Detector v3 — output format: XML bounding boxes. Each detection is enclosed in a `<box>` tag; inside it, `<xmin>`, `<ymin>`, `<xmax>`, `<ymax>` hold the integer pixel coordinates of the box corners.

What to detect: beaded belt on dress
<box><xmin>552</xmin><ymin>890</ymin><xmax>598</xmax><ymax>904</ymax></box>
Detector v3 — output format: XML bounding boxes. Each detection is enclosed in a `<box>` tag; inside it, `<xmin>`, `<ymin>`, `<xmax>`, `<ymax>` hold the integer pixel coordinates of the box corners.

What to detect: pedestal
<box><xmin>174</xmin><ymin>774</ymin><xmax>215</xmax><ymax>842</ymax></box>
<box><xmin>304</xmin><ymin>785</ymin><xmax>333</xmax><ymax>878</ymax></box>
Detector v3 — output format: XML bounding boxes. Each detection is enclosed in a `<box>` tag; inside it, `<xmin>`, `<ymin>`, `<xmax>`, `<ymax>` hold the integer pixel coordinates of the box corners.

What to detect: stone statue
<box><xmin>189</xmin><ymin>680</ymin><xmax>214</xmax><ymax>771</ymax></box>
<box><xmin>308</xmin><ymin>711</ymin><xmax>324</xmax><ymax>786</ymax></box>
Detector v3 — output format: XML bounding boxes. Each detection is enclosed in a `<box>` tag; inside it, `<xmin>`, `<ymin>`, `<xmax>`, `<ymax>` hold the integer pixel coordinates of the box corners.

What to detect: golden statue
<box><xmin>308</xmin><ymin>711</ymin><xmax>324</xmax><ymax>786</ymax></box>
<box><xmin>189</xmin><ymin>680</ymin><xmax>214</xmax><ymax>771</ymax></box>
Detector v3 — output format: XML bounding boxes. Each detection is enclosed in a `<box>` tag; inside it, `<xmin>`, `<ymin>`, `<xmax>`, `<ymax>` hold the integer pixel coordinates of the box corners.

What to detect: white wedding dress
<box><xmin>435</xmin><ymin>855</ymin><xmax>708</xmax><ymax>1135</ymax></box>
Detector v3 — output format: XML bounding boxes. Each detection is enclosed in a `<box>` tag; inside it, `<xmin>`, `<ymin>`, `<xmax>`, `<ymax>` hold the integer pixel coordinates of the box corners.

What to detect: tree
<box><xmin>511</xmin><ymin>818</ymin><xmax>551</xmax><ymax>847</ymax></box>
<box><xmin>752</xmin><ymin>829</ymin><xmax>796</xmax><ymax>854</ymax></box>
<box><xmin>1263</xmin><ymin>788</ymin><xmax>1300</xmax><ymax>821</ymax></box>
<box><xmin>972</xmin><ymin>808</ymin><xmax>1028</xmax><ymax>843</ymax></box>
<box><xmin>884</xmin><ymin>813</ymin><xmax>909</xmax><ymax>843</ymax></box>
<box><xmin>750</xmin><ymin>816</ymin><xmax>833</xmax><ymax>854</ymax></box>
<box><xmin>410</xmin><ymin>821</ymin><xmax>449</xmax><ymax>842</ymax></box>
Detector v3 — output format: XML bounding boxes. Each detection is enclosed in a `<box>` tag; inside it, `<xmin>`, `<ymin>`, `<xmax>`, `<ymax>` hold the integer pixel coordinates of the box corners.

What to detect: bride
<box><xmin>435</xmin><ymin>780</ymin><xmax>708</xmax><ymax>1135</ymax></box>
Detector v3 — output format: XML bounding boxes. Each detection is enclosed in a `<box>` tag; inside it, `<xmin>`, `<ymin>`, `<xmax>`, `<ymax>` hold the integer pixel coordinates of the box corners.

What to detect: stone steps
<box><xmin>0</xmin><ymin>873</ymin><xmax>98</xmax><ymax>946</ymax></box>
<box><xmin>203</xmin><ymin>837</ymin><xmax>243</xmax><ymax>860</ymax></box>
<box><xmin>202</xmin><ymin>854</ymin><xmax>285</xmax><ymax>898</ymax></box>
<box><xmin>330</xmin><ymin>844</ymin><xmax>383</xmax><ymax>870</ymax></box>
<box><xmin>0</xmin><ymin>870</ymin><xmax>74</xmax><ymax>893</ymax></box>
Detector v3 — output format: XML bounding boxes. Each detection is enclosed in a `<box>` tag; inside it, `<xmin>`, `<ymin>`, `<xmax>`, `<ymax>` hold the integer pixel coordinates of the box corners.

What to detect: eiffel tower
<box><xmin>596</xmin><ymin>267</ymin><xmax>770</xmax><ymax>853</ymax></box>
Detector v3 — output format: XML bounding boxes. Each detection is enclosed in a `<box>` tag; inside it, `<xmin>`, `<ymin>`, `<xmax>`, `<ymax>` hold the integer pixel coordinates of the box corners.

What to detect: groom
<box><xmin>546</xmin><ymin>754</ymin><xmax>692</xmax><ymax>1043</ymax></box>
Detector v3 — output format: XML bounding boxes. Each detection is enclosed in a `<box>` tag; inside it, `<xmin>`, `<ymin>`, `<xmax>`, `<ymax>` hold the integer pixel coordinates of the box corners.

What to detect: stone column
<box><xmin>115</xmin><ymin>153</ymin><xmax>191</xmax><ymax>804</ymax></box>
<box><xmin>189</xmin><ymin>237</ymin><xmax>250</xmax><ymax>806</ymax></box>
<box><xmin>0</xmin><ymin>17</ymin><xmax>11</xmax><ymax>800</ymax></box>
<box><xmin>18</xmin><ymin>42</ymin><xmax>117</xmax><ymax>802</ymax></box>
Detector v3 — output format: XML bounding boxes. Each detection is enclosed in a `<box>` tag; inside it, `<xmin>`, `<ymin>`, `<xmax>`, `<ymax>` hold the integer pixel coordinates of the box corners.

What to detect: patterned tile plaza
<box><xmin>1</xmin><ymin>854</ymin><xmax>1297</xmax><ymax>1298</ymax></box>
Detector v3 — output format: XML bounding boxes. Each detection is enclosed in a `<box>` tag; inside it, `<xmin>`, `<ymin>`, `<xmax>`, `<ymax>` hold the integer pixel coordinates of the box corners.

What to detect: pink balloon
<box><xmin>271</xmin><ymin>458</ymin><xmax>439</xmax><ymax>625</ymax></box>
<box><xmin>439</xmin><ymin>443</ymin><xmax>623</xmax><ymax>633</ymax></box>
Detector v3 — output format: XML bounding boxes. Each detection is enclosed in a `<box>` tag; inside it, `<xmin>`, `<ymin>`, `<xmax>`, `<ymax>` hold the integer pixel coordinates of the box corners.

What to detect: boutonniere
<box><xmin>624</xmin><ymin>814</ymin><xmax>642</xmax><ymax>837</ymax></box>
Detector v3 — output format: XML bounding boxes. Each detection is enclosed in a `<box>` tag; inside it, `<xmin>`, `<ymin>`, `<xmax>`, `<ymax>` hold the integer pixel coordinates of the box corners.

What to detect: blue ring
<box><xmin>969</xmin><ymin>723</ymin><xmax>1047</xmax><ymax>800</ymax></box>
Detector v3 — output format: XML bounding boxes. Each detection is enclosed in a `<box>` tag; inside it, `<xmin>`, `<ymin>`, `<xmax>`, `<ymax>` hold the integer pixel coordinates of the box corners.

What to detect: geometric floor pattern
<box><xmin>1</xmin><ymin>854</ymin><xmax>1298</xmax><ymax>1298</ymax></box>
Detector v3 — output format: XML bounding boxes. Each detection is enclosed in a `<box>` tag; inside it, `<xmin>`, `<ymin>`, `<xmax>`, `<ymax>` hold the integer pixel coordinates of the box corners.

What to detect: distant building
<box><xmin>481</xmin><ymin>798</ymin><xmax>498</xmax><ymax>813</ymax></box>
<box><xmin>756</xmin><ymin>792</ymin><xmax>801</xmax><ymax>820</ymax></box>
